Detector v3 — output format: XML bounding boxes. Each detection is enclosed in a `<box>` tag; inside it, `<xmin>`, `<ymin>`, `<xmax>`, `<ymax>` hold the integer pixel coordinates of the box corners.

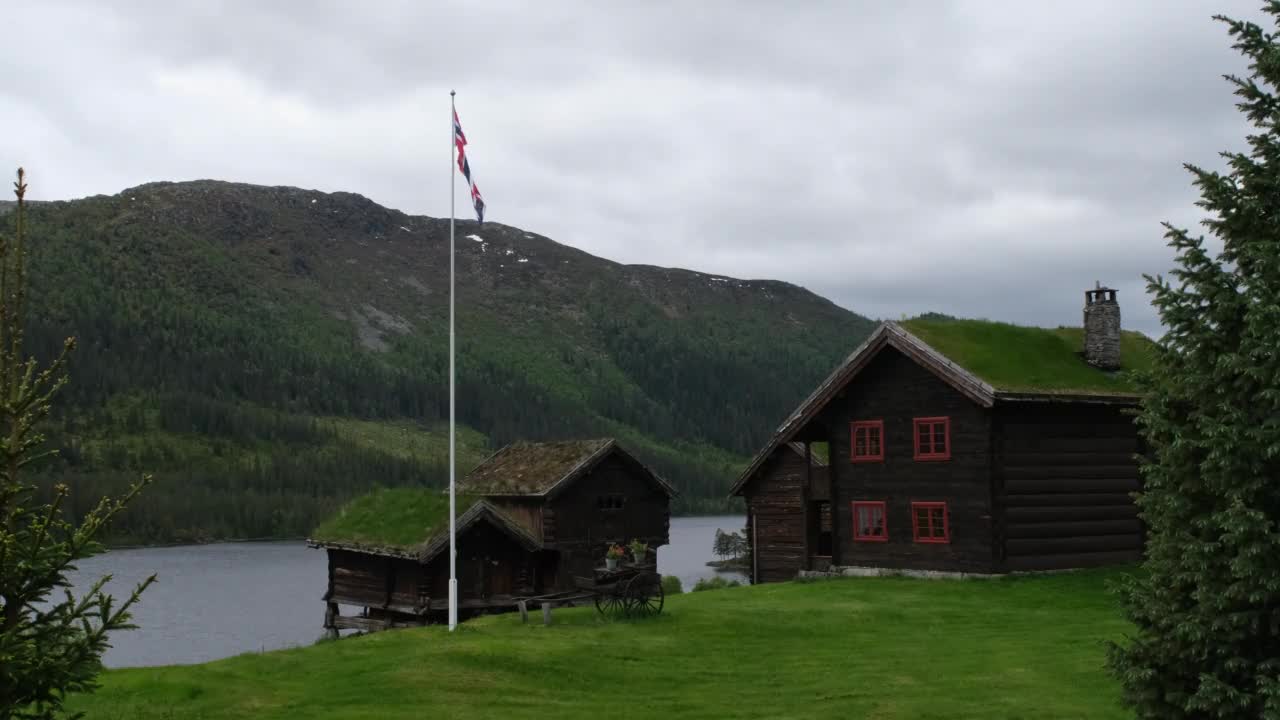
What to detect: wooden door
<box><xmin>485</xmin><ymin>556</ymin><xmax>513</xmax><ymax>597</ymax></box>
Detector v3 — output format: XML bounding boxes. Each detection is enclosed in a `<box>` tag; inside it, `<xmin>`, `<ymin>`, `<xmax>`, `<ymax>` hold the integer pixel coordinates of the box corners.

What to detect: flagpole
<box><xmin>448</xmin><ymin>89</ymin><xmax>458</xmax><ymax>632</ymax></box>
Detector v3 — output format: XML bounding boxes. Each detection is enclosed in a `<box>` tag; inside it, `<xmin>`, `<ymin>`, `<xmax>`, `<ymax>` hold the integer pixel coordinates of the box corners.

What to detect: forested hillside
<box><xmin>11</xmin><ymin>181</ymin><xmax>875</xmax><ymax>544</ymax></box>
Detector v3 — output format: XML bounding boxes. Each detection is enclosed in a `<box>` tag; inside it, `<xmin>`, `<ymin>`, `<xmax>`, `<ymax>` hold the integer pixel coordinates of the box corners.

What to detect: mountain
<box><xmin>12</xmin><ymin>180</ymin><xmax>876</xmax><ymax>544</ymax></box>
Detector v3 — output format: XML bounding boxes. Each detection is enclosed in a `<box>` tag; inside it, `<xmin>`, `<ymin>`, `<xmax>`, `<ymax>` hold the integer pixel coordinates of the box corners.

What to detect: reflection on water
<box><xmin>65</xmin><ymin>514</ymin><xmax>746</xmax><ymax>667</ymax></box>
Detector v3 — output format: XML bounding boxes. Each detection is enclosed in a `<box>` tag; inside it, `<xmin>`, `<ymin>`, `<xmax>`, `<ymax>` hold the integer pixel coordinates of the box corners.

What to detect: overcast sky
<box><xmin>2</xmin><ymin>1</ymin><xmax>1266</xmax><ymax>337</ymax></box>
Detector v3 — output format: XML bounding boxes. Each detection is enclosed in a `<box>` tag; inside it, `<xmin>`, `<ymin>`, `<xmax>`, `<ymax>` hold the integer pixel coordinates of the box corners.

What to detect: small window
<box><xmin>913</xmin><ymin>417</ymin><xmax>951</xmax><ymax>461</ymax></box>
<box><xmin>851</xmin><ymin>501</ymin><xmax>888</xmax><ymax>542</ymax></box>
<box><xmin>912</xmin><ymin>502</ymin><xmax>950</xmax><ymax>543</ymax></box>
<box><xmin>597</xmin><ymin>494</ymin><xmax>625</xmax><ymax>510</ymax></box>
<box><xmin>850</xmin><ymin>420</ymin><xmax>885</xmax><ymax>462</ymax></box>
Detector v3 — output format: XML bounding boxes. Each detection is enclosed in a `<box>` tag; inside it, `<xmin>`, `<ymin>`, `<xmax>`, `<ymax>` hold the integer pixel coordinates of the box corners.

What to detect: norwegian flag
<box><xmin>453</xmin><ymin>109</ymin><xmax>486</xmax><ymax>223</ymax></box>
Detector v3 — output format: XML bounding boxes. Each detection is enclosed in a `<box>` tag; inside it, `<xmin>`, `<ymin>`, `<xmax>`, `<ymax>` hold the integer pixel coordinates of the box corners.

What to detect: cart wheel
<box><xmin>624</xmin><ymin>572</ymin><xmax>664</xmax><ymax>617</ymax></box>
<box><xmin>594</xmin><ymin>588</ymin><xmax>625</xmax><ymax>616</ymax></box>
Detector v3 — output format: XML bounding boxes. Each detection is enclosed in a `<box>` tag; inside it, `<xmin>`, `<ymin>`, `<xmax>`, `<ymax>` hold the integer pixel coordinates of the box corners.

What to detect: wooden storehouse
<box><xmin>731</xmin><ymin>286</ymin><xmax>1155</xmax><ymax>581</ymax></box>
<box><xmin>309</xmin><ymin>438</ymin><xmax>675</xmax><ymax>632</ymax></box>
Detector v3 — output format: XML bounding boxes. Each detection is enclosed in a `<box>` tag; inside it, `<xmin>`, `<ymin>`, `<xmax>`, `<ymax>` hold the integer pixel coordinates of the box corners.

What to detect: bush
<box><xmin>691</xmin><ymin>576</ymin><xmax>742</xmax><ymax>592</ymax></box>
<box><xmin>660</xmin><ymin>575</ymin><xmax>683</xmax><ymax>595</ymax></box>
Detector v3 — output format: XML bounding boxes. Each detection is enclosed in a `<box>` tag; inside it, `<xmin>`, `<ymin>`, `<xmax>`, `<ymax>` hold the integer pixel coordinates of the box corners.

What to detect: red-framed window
<box><xmin>850</xmin><ymin>420</ymin><xmax>885</xmax><ymax>462</ymax></box>
<box><xmin>911</xmin><ymin>502</ymin><xmax>950</xmax><ymax>543</ymax></box>
<box><xmin>913</xmin><ymin>416</ymin><xmax>951</xmax><ymax>461</ymax></box>
<box><xmin>851</xmin><ymin>501</ymin><xmax>888</xmax><ymax>542</ymax></box>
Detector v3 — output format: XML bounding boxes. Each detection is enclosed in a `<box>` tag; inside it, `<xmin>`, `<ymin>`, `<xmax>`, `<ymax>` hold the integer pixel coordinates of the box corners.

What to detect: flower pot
<box><xmin>606</xmin><ymin>558</ymin><xmax>618</xmax><ymax>570</ymax></box>
<box><xmin>632</xmin><ymin>553</ymin><xmax>646</xmax><ymax>565</ymax></box>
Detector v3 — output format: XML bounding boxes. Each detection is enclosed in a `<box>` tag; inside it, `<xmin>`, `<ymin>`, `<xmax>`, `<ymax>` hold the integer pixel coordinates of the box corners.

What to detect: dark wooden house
<box><xmin>310</xmin><ymin>438</ymin><xmax>675</xmax><ymax>632</ymax></box>
<box><xmin>732</xmin><ymin>286</ymin><xmax>1154</xmax><ymax>582</ymax></box>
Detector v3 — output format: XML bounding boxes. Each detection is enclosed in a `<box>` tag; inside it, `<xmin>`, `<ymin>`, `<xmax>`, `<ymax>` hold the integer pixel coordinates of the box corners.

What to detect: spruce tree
<box><xmin>1109</xmin><ymin>6</ymin><xmax>1280</xmax><ymax>717</ymax></box>
<box><xmin>0</xmin><ymin>169</ymin><xmax>153</xmax><ymax>719</ymax></box>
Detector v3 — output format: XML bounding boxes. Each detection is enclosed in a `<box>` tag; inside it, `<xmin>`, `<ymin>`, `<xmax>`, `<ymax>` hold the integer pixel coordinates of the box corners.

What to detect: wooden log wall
<box><xmin>994</xmin><ymin>402</ymin><xmax>1143</xmax><ymax>571</ymax></box>
<box><xmin>546</xmin><ymin>453</ymin><xmax>671</xmax><ymax>590</ymax></box>
<box><xmin>421</xmin><ymin>520</ymin><xmax>538</xmax><ymax>600</ymax></box>
<box><xmin>487</xmin><ymin>497</ymin><xmax>544</xmax><ymax>541</ymax></box>
<box><xmin>741</xmin><ymin>448</ymin><xmax>809</xmax><ymax>583</ymax></box>
<box><xmin>825</xmin><ymin>347</ymin><xmax>997</xmax><ymax>573</ymax></box>
<box><xmin>327</xmin><ymin>549</ymin><xmax>395</xmax><ymax>609</ymax></box>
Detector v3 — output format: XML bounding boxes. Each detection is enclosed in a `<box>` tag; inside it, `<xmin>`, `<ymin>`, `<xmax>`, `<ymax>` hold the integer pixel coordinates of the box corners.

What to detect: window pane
<box><xmin>854</xmin><ymin>429</ymin><xmax>867</xmax><ymax>456</ymax></box>
<box><xmin>933</xmin><ymin>424</ymin><xmax>946</xmax><ymax>452</ymax></box>
<box><xmin>917</xmin><ymin>425</ymin><xmax>930</xmax><ymax>453</ymax></box>
<box><xmin>856</xmin><ymin>505</ymin><xmax>884</xmax><ymax>537</ymax></box>
<box><xmin>869</xmin><ymin>428</ymin><xmax>881</xmax><ymax>455</ymax></box>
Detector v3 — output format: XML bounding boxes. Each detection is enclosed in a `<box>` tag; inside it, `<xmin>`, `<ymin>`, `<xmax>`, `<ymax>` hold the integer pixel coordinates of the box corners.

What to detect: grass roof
<box><xmin>460</xmin><ymin>438</ymin><xmax>614</xmax><ymax>496</ymax></box>
<box><xmin>310</xmin><ymin>487</ymin><xmax>480</xmax><ymax>553</ymax></box>
<box><xmin>899</xmin><ymin>318</ymin><xmax>1157</xmax><ymax>395</ymax></box>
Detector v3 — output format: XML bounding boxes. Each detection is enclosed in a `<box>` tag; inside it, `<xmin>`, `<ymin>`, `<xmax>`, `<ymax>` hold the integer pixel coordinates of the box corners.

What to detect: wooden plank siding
<box><xmin>545</xmin><ymin>455</ymin><xmax>671</xmax><ymax>588</ymax></box>
<box><xmin>740</xmin><ymin>448</ymin><xmax>810</xmax><ymax>583</ymax></box>
<box><xmin>994</xmin><ymin>402</ymin><xmax>1143</xmax><ymax>571</ymax></box>
<box><xmin>486</xmin><ymin>498</ymin><xmax>544</xmax><ymax>541</ymax></box>
<box><xmin>824</xmin><ymin>347</ymin><xmax>997</xmax><ymax>573</ymax></box>
<box><xmin>326</xmin><ymin>518</ymin><xmax>537</xmax><ymax>622</ymax></box>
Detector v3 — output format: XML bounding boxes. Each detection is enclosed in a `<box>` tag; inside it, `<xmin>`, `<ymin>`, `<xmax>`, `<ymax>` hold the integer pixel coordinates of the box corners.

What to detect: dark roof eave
<box><xmin>417</xmin><ymin>500</ymin><xmax>543</xmax><ymax>563</ymax></box>
<box><xmin>993</xmin><ymin>390</ymin><xmax>1141</xmax><ymax>405</ymax></box>
<box><xmin>306</xmin><ymin>539</ymin><xmax>419</xmax><ymax>560</ymax></box>
<box><xmin>306</xmin><ymin>500</ymin><xmax>544</xmax><ymax>562</ymax></box>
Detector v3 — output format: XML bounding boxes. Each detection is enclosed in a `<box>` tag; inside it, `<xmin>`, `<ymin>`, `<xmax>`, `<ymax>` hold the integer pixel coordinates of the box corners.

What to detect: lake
<box><xmin>65</xmin><ymin>515</ymin><xmax>747</xmax><ymax>668</ymax></box>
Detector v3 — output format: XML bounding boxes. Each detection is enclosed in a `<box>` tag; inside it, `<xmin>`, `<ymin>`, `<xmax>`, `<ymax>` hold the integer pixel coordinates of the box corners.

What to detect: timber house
<box><xmin>732</xmin><ymin>285</ymin><xmax>1154</xmax><ymax>582</ymax></box>
<box><xmin>309</xmin><ymin>438</ymin><xmax>675</xmax><ymax>632</ymax></box>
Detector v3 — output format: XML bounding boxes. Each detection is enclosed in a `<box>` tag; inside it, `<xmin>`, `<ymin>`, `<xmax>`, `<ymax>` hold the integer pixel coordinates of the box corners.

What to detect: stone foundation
<box><xmin>795</xmin><ymin>565</ymin><xmax>1089</xmax><ymax>581</ymax></box>
<box><xmin>798</xmin><ymin>565</ymin><xmax>1001</xmax><ymax>581</ymax></box>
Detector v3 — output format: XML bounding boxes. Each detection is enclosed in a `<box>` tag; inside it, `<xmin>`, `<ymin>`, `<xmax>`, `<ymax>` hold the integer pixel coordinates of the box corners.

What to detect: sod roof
<box><xmin>730</xmin><ymin>317</ymin><xmax>1157</xmax><ymax>497</ymax></box>
<box><xmin>307</xmin><ymin>484</ymin><xmax>496</xmax><ymax>558</ymax></box>
<box><xmin>457</xmin><ymin>438</ymin><xmax>610</xmax><ymax>496</ymax></box>
<box><xmin>899</xmin><ymin>318</ymin><xmax>1156</xmax><ymax>395</ymax></box>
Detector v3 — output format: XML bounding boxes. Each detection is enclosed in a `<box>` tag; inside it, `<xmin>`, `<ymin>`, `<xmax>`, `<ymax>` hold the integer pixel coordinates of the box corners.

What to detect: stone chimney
<box><xmin>1083</xmin><ymin>281</ymin><xmax>1121</xmax><ymax>370</ymax></box>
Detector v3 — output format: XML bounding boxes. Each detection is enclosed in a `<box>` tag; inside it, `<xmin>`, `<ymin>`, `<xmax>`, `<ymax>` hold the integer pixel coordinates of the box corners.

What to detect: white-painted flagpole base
<box><xmin>448</xmin><ymin>578</ymin><xmax>458</xmax><ymax>629</ymax></box>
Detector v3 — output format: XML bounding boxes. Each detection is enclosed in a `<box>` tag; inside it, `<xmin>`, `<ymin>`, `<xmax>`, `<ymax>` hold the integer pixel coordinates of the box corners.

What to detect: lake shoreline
<box><xmin>101</xmin><ymin>513</ymin><xmax>746</xmax><ymax>551</ymax></box>
<box><xmin>70</xmin><ymin>515</ymin><xmax>748</xmax><ymax>667</ymax></box>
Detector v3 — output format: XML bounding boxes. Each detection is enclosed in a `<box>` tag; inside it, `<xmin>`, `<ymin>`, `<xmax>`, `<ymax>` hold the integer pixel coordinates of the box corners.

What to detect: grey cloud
<box><xmin>3</xmin><ymin>0</ymin><xmax>1270</xmax><ymax>341</ymax></box>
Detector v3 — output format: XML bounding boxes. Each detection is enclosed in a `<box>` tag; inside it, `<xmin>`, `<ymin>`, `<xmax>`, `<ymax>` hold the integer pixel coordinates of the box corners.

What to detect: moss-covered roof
<box><xmin>310</xmin><ymin>488</ymin><xmax>481</xmax><ymax>555</ymax></box>
<box><xmin>899</xmin><ymin>318</ymin><xmax>1156</xmax><ymax>395</ymax></box>
<box><xmin>458</xmin><ymin>438</ymin><xmax>616</xmax><ymax>496</ymax></box>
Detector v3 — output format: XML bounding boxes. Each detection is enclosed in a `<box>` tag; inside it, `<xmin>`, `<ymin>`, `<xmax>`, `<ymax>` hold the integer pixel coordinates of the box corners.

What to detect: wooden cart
<box><xmin>515</xmin><ymin>561</ymin><xmax>664</xmax><ymax>621</ymax></box>
<box><xmin>572</xmin><ymin>562</ymin><xmax>665</xmax><ymax>617</ymax></box>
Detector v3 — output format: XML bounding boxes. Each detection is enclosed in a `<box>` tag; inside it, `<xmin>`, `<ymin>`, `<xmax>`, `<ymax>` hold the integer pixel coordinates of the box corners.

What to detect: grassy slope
<box><xmin>74</xmin><ymin>569</ymin><xmax>1132</xmax><ymax>720</ymax></box>
<box><xmin>16</xmin><ymin>183</ymin><xmax>875</xmax><ymax>533</ymax></box>
<box><xmin>902</xmin><ymin>318</ymin><xmax>1155</xmax><ymax>394</ymax></box>
<box><xmin>320</xmin><ymin>417</ymin><xmax>490</xmax><ymax>470</ymax></box>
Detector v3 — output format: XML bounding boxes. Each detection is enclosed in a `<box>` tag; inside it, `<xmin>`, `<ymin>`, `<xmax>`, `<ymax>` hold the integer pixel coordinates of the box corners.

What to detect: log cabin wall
<box><xmin>327</xmin><ymin>519</ymin><xmax>538</xmax><ymax>621</ymax></box>
<box><xmin>741</xmin><ymin>449</ymin><xmax>809</xmax><ymax>583</ymax></box>
<box><xmin>544</xmin><ymin>453</ymin><xmax>671</xmax><ymax>586</ymax></box>
<box><xmin>486</xmin><ymin>497</ymin><xmax>544</xmax><ymax>541</ymax></box>
<box><xmin>994</xmin><ymin>401</ymin><xmax>1143</xmax><ymax>571</ymax></box>
<box><xmin>422</xmin><ymin>520</ymin><xmax>537</xmax><ymax>601</ymax></box>
<box><xmin>327</xmin><ymin>549</ymin><xmax>393</xmax><ymax>609</ymax></box>
<box><xmin>825</xmin><ymin>347</ymin><xmax>996</xmax><ymax>573</ymax></box>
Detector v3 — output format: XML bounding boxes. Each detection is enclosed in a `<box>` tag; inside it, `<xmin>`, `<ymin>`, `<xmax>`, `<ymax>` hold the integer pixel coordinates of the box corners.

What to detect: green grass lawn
<box><xmin>71</xmin><ymin>569</ymin><xmax>1134</xmax><ymax>719</ymax></box>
